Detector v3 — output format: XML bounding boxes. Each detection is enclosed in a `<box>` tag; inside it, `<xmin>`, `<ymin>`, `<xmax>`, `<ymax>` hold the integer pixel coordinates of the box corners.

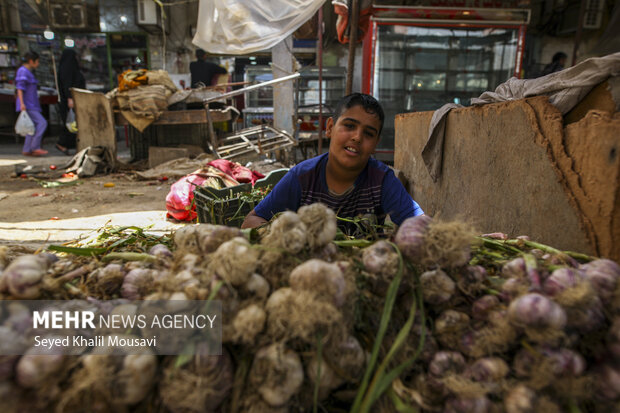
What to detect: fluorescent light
<box><xmin>249</xmin><ymin>56</ymin><xmax>256</xmax><ymax>60</ymax></box>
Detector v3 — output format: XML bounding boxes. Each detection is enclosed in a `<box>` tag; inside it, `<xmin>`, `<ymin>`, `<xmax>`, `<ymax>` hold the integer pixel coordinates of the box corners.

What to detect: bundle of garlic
<box><xmin>379</xmin><ymin>216</ymin><xmax>620</xmax><ymax>413</ymax></box>
<box><xmin>0</xmin><ymin>206</ymin><xmax>618</xmax><ymax>413</ymax></box>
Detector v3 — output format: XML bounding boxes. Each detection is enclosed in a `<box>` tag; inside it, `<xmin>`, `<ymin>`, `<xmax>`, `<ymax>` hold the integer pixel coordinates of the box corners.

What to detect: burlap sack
<box><xmin>117</xmin><ymin>84</ymin><xmax>171</xmax><ymax>132</ymax></box>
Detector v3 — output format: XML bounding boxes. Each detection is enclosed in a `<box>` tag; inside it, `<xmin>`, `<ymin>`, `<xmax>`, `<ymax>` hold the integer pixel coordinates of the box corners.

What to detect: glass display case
<box><xmin>363</xmin><ymin>6</ymin><xmax>529</xmax><ymax>161</ymax></box>
<box><xmin>243</xmin><ymin>66</ymin><xmax>346</xmax><ymax>134</ymax></box>
<box><xmin>297</xmin><ymin>66</ymin><xmax>346</xmax><ymax>112</ymax></box>
<box><xmin>244</xmin><ymin>65</ymin><xmax>273</xmax><ymax>109</ymax></box>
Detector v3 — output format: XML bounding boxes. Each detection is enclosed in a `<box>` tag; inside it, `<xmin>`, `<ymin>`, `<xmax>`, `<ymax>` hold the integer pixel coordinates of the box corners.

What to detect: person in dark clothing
<box><xmin>190</xmin><ymin>49</ymin><xmax>227</xmax><ymax>88</ymax></box>
<box><xmin>541</xmin><ymin>52</ymin><xmax>568</xmax><ymax>77</ymax></box>
<box><xmin>56</xmin><ymin>49</ymin><xmax>85</xmax><ymax>155</ymax></box>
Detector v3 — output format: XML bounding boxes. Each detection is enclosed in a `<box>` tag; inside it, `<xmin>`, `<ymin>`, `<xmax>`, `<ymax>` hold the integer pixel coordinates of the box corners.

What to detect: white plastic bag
<box><xmin>15</xmin><ymin>111</ymin><xmax>35</xmax><ymax>137</ymax></box>
<box><xmin>193</xmin><ymin>0</ymin><xmax>325</xmax><ymax>54</ymax></box>
<box><xmin>65</xmin><ymin>108</ymin><xmax>77</xmax><ymax>133</ymax></box>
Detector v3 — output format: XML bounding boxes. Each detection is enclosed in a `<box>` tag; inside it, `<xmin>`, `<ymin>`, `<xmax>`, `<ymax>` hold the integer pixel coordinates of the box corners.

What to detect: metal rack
<box><xmin>214</xmin><ymin>124</ymin><xmax>296</xmax><ymax>161</ymax></box>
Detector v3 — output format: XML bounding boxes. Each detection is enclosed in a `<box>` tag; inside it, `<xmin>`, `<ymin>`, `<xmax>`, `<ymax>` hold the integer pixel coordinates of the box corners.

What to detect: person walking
<box><xmin>16</xmin><ymin>51</ymin><xmax>48</xmax><ymax>156</ymax></box>
<box><xmin>56</xmin><ymin>48</ymin><xmax>85</xmax><ymax>155</ymax></box>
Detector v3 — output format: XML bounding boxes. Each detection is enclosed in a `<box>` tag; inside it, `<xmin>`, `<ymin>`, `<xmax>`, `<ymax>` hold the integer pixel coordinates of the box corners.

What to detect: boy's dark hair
<box><xmin>23</xmin><ymin>51</ymin><xmax>39</xmax><ymax>63</ymax></box>
<box><xmin>195</xmin><ymin>49</ymin><xmax>207</xmax><ymax>60</ymax></box>
<box><xmin>333</xmin><ymin>93</ymin><xmax>385</xmax><ymax>135</ymax></box>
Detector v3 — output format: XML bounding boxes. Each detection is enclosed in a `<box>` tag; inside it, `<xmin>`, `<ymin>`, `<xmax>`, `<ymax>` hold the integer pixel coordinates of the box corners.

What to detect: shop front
<box><xmin>361</xmin><ymin>6</ymin><xmax>530</xmax><ymax>161</ymax></box>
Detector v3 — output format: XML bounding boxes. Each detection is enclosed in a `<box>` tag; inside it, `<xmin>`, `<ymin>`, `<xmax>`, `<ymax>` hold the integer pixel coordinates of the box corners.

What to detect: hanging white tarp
<box><xmin>192</xmin><ymin>0</ymin><xmax>326</xmax><ymax>54</ymax></box>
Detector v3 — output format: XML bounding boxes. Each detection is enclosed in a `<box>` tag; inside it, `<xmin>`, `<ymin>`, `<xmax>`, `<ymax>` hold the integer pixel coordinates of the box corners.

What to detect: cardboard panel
<box><xmin>72</xmin><ymin>88</ymin><xmax>117</xmax><ymax>161</ymax></box>
<box><xmin>395</xmin><ymin>96</ymin><xmax>620</xmax><ymax>260</ymax></box>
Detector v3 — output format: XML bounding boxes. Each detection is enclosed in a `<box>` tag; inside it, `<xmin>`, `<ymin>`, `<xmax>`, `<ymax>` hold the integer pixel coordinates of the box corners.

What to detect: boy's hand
<box><xmin>241</xmin><ymin>209</ymin><xmax>268</xmax><ymax>229</ymax></box>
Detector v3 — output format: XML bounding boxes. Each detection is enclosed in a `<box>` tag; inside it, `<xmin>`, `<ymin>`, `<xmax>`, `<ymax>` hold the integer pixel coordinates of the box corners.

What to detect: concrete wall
<box><xmin>148</xmin><ymin>2</ymin><xmax>198</xmax><ymax>73</ymax></box>
<box><xmin>539</xmin><ymin>34</ymin><xmax>602</xmax><ymax>66</ymax></box>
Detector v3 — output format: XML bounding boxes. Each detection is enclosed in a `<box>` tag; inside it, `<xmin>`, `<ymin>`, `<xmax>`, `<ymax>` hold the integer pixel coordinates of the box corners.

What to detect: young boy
<box><xmin>16</xmin><ymin>51</ymin><xmax>48</xmax><ymax>157</ymax></box>
<box><xmin>241</xmin><ymin>93</ymin><xmax>424</xmax><ymax>232</ymax></box>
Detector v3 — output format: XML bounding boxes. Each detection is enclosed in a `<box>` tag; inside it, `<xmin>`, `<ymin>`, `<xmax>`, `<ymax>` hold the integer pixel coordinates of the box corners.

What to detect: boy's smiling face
<box><xmin>326</xmin><ymin>105</ymin><xmax>382</xmax><ymax>173</ymax></box>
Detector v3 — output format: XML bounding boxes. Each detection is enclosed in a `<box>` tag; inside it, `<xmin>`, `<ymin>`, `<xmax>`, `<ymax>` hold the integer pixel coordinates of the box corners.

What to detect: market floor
<box><xmin>0</xmin><ymin>135</ymin><xmax>184</xmax><ymax>247</ymax></box>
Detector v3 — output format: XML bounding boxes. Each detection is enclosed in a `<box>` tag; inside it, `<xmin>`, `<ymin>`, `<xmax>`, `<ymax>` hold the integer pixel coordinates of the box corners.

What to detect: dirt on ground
<box><xmin>0</xmin><ymin>157</ymin><xmax>171</xmax><ymax>223</ymax></box>
<box><xmin>0</xmin><ymin>152</ymin><xmax>179</xmax><ymax>247</ymax></box>
<box><xmin>0</xmin><ymin>151</ymin><xmax>288</xmax><ymax>247</ymax></box>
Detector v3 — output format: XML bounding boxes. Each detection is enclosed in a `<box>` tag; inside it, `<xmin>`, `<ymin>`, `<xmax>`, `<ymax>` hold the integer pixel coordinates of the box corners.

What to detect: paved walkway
<box><xmin>0</xmin><ymin>211</ymin><xmax>180</xmax><ymax>246</ymax></box>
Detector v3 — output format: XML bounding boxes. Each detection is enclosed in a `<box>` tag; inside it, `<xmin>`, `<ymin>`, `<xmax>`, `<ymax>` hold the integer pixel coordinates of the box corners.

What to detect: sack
<box><xmin>116</xmin><ymin>84</ymin><xmax>171</xmax><ymax>132</ymax></box>
<box><xmin>15</xmin><ymin>111</ymin><xmax>35</xmax><ymax>136</ymax></box>
<box><xmin>65</xmin><ymin>108</ymin><xmax>77</xmax><ymax>133</ymax></box>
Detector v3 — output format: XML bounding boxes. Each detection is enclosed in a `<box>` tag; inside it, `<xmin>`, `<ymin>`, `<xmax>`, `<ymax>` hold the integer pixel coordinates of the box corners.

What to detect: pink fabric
<box><xmin>166</xmin><ymin>161</ymin><xmax>264</xmax><ymax>222</ymax></box>
<box><xmin>207</xmin><ymin>159</ymin><xmax>265</xmax><ymax>184</ymax></box>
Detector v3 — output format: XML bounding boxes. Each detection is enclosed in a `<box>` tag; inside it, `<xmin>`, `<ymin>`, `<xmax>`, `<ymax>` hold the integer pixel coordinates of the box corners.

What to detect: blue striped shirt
<box><xmin>254</xmin><ymin>153</ymin><xmax>423</xmax><ymax>233</ymax></box>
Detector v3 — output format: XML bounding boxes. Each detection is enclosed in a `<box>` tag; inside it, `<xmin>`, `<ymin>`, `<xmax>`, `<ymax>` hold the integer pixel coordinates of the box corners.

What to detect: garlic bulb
<box><xmin>195</xmin><ymin>224</ymin><xmax>243</xmax><ymax>254</ymax></box>
<box><xmin>420</xmin><ymin>269</ymin><xmax>455</xmax><ymax>305</ymax></box>
<box><xmin>362</xmin><ymin>240</ymin><xmax>399</xmax><ymax>275</ymax></box>
<box><xmin>3</xmin><ymin>255</ymin><xmax>50</xmax><ymax>299</ymax></box>
<box><xmin>208</xmin><ymin>237</ymin><xmax>259</xmax><ymax>286</ymax></box>
<box><xmin>507</xmin><ymin>293</ymin><xmax>566</xmax><ymax>330</ymax></box>
<box><xmin>306</xmin><ymin>355</ymin><xmax>344</xmax><ymax>401</ymax></box>
<box><xmin>250</xmin><ymin>343</ymin><xmax>304</xmax><ymax>407</ymax></box>
<box><xmin>289</xmin><ymin>259</ymin><xmax>346</xmax><ymax>306</ymax></box>
<box><xmin>16</xmin><ymin>344</ymin><xmax>66</xmax><ymax>388</ymax></box>
<box><xmin>298</xmin><ymin>203</ymin><xmax>338</xmax><ymax>249</ymax></box>
<box><xmin>262</xmin><ymin>211</ymin><xmax>307</xmax><ymax>253</ymax></box>
<box><xmin>394</xmin><ymin>215</ymin><xmax>433</xmax><ymax>263</ymax></box>
<box><xmin>244</xmin><ymin>273</ymin><xmax>270</xmax><ymax>299</ymax></box>
<box><xmin>231</xmin><ymin>304</ymin><xmax>266</xmax><ymax>345</ymax></box>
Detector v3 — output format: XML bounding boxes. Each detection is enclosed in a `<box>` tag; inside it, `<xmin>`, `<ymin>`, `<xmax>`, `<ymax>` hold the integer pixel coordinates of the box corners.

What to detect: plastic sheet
<box><xmin>192</xmin><ymin>0</ymin><xmax>325</xmax><ymax>54</ymax></box>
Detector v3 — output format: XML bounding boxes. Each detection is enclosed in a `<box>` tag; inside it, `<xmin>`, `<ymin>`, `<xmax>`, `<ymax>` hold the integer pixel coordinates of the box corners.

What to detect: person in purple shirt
<box><xmin>16</xmin><ymin>51</ymin><xmax>48</xmax><ymax>157</ymax></box>
<box><xmin>242</xmin><ymin>93</ymin><xmax>424</xmax><ymax>234</ymax></box>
